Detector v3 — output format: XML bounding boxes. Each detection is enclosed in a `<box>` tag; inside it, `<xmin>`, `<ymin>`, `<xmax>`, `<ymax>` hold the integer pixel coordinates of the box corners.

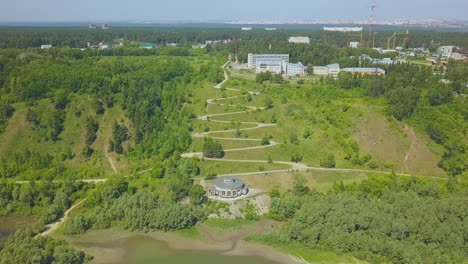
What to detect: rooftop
<box><xmin>210</xmin><ymin>177</ymin><xmax>246</xmax><ymax>190</ymax></box>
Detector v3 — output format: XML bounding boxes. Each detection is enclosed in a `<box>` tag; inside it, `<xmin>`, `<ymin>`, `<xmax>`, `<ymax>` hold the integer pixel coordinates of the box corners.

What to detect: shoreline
<box><xmin>57</xmin><ymin>221</ymin><xmax>308</xmax><ymax>264</ymax></box>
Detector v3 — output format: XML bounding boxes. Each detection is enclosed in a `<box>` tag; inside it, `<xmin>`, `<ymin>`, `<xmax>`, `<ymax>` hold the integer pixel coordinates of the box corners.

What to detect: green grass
<box><xmin>204</xmin><ymin>219</ymin><xmax>257</xmax><ymax>230</ymax></box>
<box><xmin>191</xmin><ymin>137</ymin><xmax>261</xmax><ymax>152</ymax></box>
<box><xmin>198</xmin><ymin>160</ymin><xmax>290</xmax><ymax>177</ymax></box>
<box><xmin>173</xmin><ymin>226</ymin><xmax>204</xmax><ymax>240</ymax></box>
<box><xmin>246</xmin><ymin>232</ymin><xmax>364</xmax><ymax>264</ymax></box>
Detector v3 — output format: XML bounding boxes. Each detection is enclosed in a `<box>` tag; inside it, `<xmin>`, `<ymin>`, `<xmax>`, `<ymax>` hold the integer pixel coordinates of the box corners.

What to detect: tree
<box><xmin>306</xmin><ymin>63</ymin><xmax>314</xmax><ymax>75</ymax></box>
<box><xmin>272</xmin><ymin>73</ymin><xmax>284</xmax><ymax>84</ymax></box>
<box><xmin>261</xmin><ymin>136</ymin><xmax>270</xmax><ymax>145</ymax></box>
<box><xmin>427</xmin><ymin>84</ymin><xmax>453</xmax><ymax>106</ymax></box>
<box><xmin>264</xmin><ymin>97</ymin><xmax>273</xmax><ymax>109</ymax></box>
<box><xmin>202</xmin><ymin>138</ymin><xmax>225</xmax><ymax>158</ymax></box>
<box><xmin>189</xmin><ymin>185</ymin><xmax>206</xmax><ymax>205</ymax></box>
<box><xmin>320</xmin><ymin>153</ymin><xmax>336</xmax><ymax>168</ymax></box>
<box><xmin>386</xmin><ymin>88</ymin><xmax>421</xmax><ymax>120</ymax></box>
<box><xmin>63</xmin><ymin>215</ymin><xmax>91</xmax><ymax>235</ymax></box>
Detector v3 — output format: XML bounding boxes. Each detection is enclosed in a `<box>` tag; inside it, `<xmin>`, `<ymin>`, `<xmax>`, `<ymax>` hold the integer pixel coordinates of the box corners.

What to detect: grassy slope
<box><xmin>189</xmin><ymin>69</ymin><xmax>446</xmax><ymax>178</ymax></box>
<box><xmin>0</xmin><ymin>94</ymin><xmax>130</xmax><ymax>178</ymax></box>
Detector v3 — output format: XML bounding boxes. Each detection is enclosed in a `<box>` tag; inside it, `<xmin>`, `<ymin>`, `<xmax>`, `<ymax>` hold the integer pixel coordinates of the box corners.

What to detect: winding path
<box><xmin>181</xmin><ymin>59</ymin><xmax>447</xmax><ymax>181</ymax></box>
<box><xmin>40</xmin><ymin>199</ymin><xmax>86</xmax><ymax>236</ymax></box>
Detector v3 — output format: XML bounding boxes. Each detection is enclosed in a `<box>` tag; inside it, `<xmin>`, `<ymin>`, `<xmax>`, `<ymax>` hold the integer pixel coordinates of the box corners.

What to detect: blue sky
<box><xmin>1</xmin><ymin>0</ymin><xmax>467</xmax><ymax>21</ymax></box>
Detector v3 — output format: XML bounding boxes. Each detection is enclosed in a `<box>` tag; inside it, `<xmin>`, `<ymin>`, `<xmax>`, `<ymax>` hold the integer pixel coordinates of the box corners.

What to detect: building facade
<box><xmin>286</xmin><ymin>62</ymin><xmax>306</xmax><ymax>76</ymax></box>
<box><xmin>248</xmin><ymin>53</ymin><xmax>290</xmax><ymax>69</ymax></box>
<box><xmin>312</xmin><ymin>63</ymin><xmax>341</xmax><ymax>76</ymax></box>
<box><xmin>208</xmin><ymin>177</ymin><xmax>249</xmax><ymax>198</ymax></box>
<box><xmin>289</xmin><ymin>36</ymin><xmax>310</xmax><ymax>44</ymax></box>
<box><xmin>350</xmin><ymin>42</ymin><xmax>360</xmax><ymax>48</ymax></box>
<box><xmin>256</xmin><ymin>60</ymin><xmax>285</xmax><ymax>74</ymax></box>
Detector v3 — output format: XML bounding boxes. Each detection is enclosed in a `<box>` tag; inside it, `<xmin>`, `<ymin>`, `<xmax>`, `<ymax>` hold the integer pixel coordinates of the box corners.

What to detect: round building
<box><xmin>208</xmin><ymin>177</ymin><xmax>249</xmax><ymax>198</ymax></box>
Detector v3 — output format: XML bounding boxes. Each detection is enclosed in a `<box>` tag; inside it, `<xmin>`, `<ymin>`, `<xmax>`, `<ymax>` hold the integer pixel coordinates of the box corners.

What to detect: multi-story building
<box><xmin>312</xmin><ymin>63</ymin><xmax>341</xmax><ymax>76</ymax></box>
<box><xmin>286</xmin><ymin>62</ymin><xmax>306</xmax><ymax>76</ymax></box>
<box><xmin>248</xmin><ymin>53</ymin><xmax>290</xmax><ymax>69</ymax></box>
<box><xmin>256</xmin><ymin>60</ymin><xmax>285</xmax><ymax>74</ymax></box>
<box><xmin>289</xmin><ymin>36</ymin><xmax>310</xmax><ymax>44</ymax></box>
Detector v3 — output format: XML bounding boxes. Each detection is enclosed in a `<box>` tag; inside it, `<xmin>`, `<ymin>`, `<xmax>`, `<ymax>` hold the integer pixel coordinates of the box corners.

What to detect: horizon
<box><xmin>2</xmin><ymin>0</ymin><xmax>468</xmax><ymax>22</ymax></box>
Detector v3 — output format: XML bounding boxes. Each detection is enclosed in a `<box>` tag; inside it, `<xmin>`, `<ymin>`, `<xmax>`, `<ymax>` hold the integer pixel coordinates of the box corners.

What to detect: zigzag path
<box><xmin>181</xmin><ymin>59</ymin><xmax>445</xmax><ymax>180</ymax></box>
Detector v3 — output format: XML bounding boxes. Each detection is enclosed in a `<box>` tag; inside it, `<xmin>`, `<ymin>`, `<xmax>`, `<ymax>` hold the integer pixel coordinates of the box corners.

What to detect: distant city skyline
<box><xmin>1</xmin><ymin>0</ymin><xmax>467</xmax><ymax>22</ymax></box>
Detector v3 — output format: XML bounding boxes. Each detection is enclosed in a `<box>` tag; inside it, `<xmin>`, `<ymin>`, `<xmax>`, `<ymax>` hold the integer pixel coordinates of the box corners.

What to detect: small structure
<box><xmin>40</xmin><ymin>44</ymin><xmax>52</xmax><ymax>49</ymax></box>
<box><xmin>208</xmin><ymin>177</ymin><xmax>249</xmax><ymax>198</ymax></box>
<box><xmin>289</xmin><ymin>36</ymin><xmax>310</xmax><ymax>44</ymax></box>
<box><xmin>140</xmin><ymin>43</ymin><xmax>156</xmax><ymax>49</ymax></box>
<box><xmin>350</xmin><ymin>41</ymin><xmax>360</xmax><ymax>48</ymax></box>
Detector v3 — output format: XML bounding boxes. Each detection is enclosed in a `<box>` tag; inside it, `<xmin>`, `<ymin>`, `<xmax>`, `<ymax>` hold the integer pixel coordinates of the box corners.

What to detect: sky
<box><xmin>1</xmin><ymin>0</ymin><xmax>467</xmax><ymax>22</ymax></box>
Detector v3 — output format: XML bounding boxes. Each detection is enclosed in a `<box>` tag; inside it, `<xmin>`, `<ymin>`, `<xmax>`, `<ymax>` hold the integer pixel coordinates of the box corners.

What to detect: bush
<box><xmin>202</xmin><ymin>138</ymin><xmax>225</xmax><ymax>158</ymax></box>
<box><xmin>63</xmin><ymin>215</ymin><xmax>91</xmax><ymax>235</ymax></box>
<box><xmin>320</xmin><ymin>153</ymin><xmax>336</xmax><ymax>168</ymax></box>
<box><xmin>261</xmin><ymin>136</ymin><xmax>270</xmax><ymax>145</ymax></box>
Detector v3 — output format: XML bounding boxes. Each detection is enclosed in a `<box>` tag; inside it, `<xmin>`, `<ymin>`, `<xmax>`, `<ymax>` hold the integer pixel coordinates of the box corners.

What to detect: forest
<box><xmin>252</xmin><ymin>174</ymin><xmax>468</xmax><ymax>264</ymax></box>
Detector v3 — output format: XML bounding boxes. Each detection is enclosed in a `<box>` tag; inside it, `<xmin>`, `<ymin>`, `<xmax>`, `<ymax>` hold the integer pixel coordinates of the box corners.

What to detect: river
<box><xmin>63</xmin><ymin>227</ymin><xmax>299</xmax><ymax>264</ymax></box>
<box><xmin>122</xmin><ymin>236</ymin><xmax>276</xmax><ymax>264</ymax></box>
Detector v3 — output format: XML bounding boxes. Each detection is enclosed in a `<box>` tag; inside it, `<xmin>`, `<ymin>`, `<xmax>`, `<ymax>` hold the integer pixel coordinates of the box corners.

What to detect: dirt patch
<box><xmin>354</xmin><ymin>110</ymin><xmax>409</xmax><ymax>172</ymax></box>
<box><xmin>0</xmin><ymin>110</ymin><xmax>29</xmax><ymax>156</ymax></box>
<box><xmin>403</xmin><ymin>126</ymin><xmax>446</xmax><ymax>177</ymax></box>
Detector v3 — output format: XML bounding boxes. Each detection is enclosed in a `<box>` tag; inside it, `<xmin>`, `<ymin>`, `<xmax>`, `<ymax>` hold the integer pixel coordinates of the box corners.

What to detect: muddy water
<box><xmin>122</xmin><ymin>236</ymin><xmax>275</xmax><ymax>264</ymax></box>
<box><xmin>0</xmin><ymin>215</ymin><xmax>36</xmax><ymax>242</ymax></box>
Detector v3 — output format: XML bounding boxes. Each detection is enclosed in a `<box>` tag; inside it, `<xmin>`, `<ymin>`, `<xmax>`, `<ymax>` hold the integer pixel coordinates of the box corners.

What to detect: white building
<box><xmin>323</xmin><ymin>27</ymin><xmax>363</xmax><ymax>32</ymax></box>
<box><xmin>289</xmin><ymin>36</ymin><xmax>310</xmax><ymax>44</ymax></box>
<box><xmin>312</xmin><ymin>66</ymin><xmax>329</xmax><ymax>75</ymax></box>
<box><xmin>241</xmin><ymin>27</ymin><xmax>253</xmax><ymax>31</ymax></box>
<box><xmin>208</xmin><ymin>177</ymin><xmax>249</xmax><ymax>199</ymax></box>
<box><xmin>439</xmin><ymin>46</ymin><xmax>459</xmax><ymax>58</ymax></box>
<box><xmin>40</xmin><ymin>45</ymin><xmax>52</xmax><ymax>49</ymax></box>
<box><xmin>286</xmin><ymin>62</ymin><xmax>306</xmax><ymax>76</ymax></box>
<box><xmin>350</xmin><ymin>42</ymin><xmax>360</xmax><ymax>48</ymax></box>
<box><xmin>327</xmin><ymin>63</ymin><xmax>341</xmax><ymax>76</ymax></box>
<box><xmin>256</xmin><ymin>60</ymin><xmax>286</xmax><ymax>74</ymax></box>
<box><xmin>373</xmin><ymin>58</ymin><xmax>394</xmax><ymax>65</ymax></box>
<box><xmin>312</xmin><ymin>63</ymin><xmax>341</xmax><ymax>76</ymax></box>
<box><xmin>248</xmin><ymin>53</ymin><xmax>289</xmax><ymax>69</ymax></box>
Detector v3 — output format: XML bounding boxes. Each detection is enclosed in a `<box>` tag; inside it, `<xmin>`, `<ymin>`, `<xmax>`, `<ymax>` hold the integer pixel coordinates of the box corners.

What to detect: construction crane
<box><xmin>386</xmin><ymin>21</ymin><xmax>410</xmax><ymax>50</ymax></box>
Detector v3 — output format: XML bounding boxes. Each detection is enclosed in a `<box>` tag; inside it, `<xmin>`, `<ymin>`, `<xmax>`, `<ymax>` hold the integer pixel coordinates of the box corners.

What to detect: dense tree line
<box><xmin>63</xmin><ymin>174</ymin><xmax>205</xmax><ymax>235</ymax></box>
<box><xmin>0</xmin><ymin>179</ymin><xmax>89</xmax><ymax>225</ymax></box>
<box><xmin>0</xmin><ymin>231</ymin><xmax>90</xmax><ymax>264</ymax></box>
<box><xmin>265</xmin><ymin>174</ymin><xmax>468</xmax><ymax>264</ymax></box>
<box><xmin>0</xmin><ymin>27</ymin><xmax>467</xmax><ymax>50</ymax></box>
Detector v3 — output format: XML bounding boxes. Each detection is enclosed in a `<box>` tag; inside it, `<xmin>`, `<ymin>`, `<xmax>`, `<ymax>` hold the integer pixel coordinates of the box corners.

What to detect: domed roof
<box><xmin>211</xmin><ymin>177</ymin><xmax>245</xmax><ymax>190</ymax></box>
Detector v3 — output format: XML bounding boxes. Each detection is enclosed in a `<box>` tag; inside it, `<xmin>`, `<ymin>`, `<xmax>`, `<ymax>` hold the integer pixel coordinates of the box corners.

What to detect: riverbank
<box><xmin>54</xmin><ymin>220</ymin><xmax>308</xmax><ymax>264</ymax></box>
